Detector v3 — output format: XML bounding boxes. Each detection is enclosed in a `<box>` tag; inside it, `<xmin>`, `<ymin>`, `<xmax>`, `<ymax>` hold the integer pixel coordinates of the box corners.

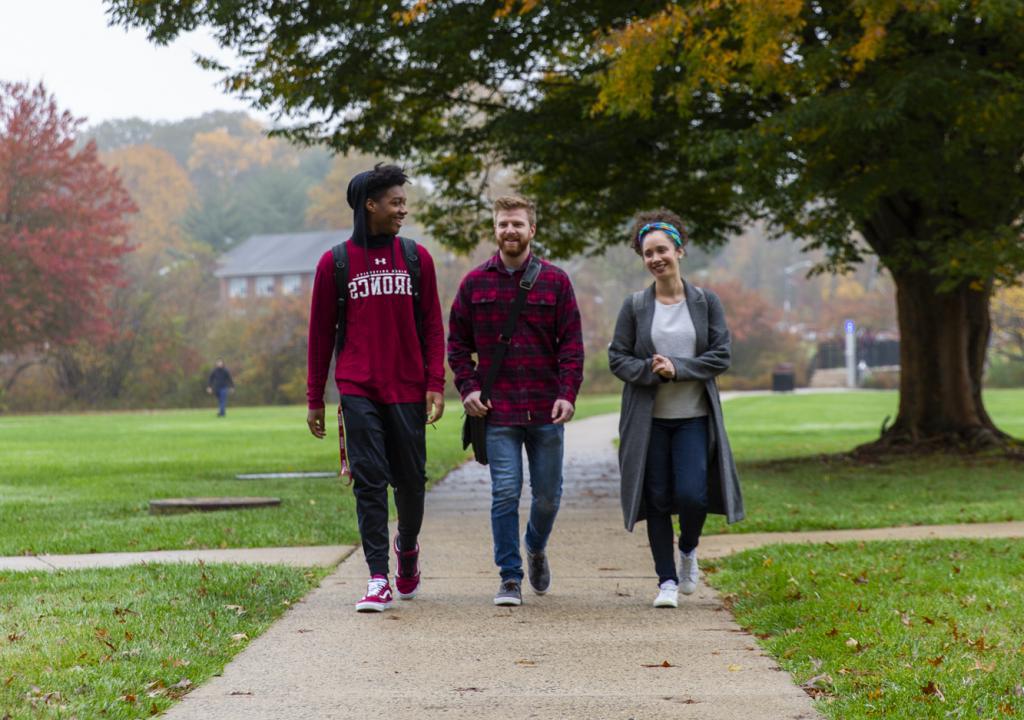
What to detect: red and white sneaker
<box><xmin>355</xmin><ymin>575</ymin><xmax>393</xmax><ymax>612</ymax></box>
<box><xmin>394</xmin><ymin>536</ymin><xmax>421</xmax><ymax>600</ymax></box>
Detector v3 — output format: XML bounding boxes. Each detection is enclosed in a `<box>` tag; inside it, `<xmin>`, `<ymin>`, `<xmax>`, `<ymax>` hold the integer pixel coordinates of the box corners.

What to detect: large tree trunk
<box><xmin>860</xmin><ymin>269</ymin><xmax>1009</xmax><ymax>452</ymax></box>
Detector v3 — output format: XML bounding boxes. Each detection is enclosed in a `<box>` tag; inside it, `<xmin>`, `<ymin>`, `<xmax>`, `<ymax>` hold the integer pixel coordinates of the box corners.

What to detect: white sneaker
<box><xmin>653</xmin><ymin>580</ymin><xmax>678</xmax><ymax>608</ymax></box>
<box><xmin>679</xmin><ymin>549</ymin><xmax>699</xmax><ymax>595</ymax></box>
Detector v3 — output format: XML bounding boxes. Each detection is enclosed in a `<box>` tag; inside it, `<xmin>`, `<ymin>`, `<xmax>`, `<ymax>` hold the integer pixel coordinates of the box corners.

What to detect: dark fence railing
<box><xmin>812</xmin><ymin>338</ymin><xmax>900</xmax><ymax>371</ymax></box>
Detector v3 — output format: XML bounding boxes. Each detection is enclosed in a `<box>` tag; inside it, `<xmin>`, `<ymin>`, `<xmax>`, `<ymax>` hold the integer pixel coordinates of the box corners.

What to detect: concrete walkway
<box><xmin>160</xmin><ymin>413</ymin><xmax>822</xmax><ymax>720</ymax></box>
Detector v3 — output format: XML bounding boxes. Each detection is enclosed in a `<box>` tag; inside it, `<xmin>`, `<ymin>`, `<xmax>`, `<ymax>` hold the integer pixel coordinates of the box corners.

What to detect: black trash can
<box><xmin>772</xmin><ymin>363</ymin><xmax>795</xmax><ymax>392</ymax></box>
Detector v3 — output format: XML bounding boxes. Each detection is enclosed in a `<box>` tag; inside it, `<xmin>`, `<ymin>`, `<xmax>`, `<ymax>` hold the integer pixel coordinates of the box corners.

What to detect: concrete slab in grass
<box><xmin>235</xmin><ymin>472</ymin><xmax>337</xmax><ymax>480</ymax></box>
<box><xmin>149</xmin><ymin>497</ymin><xmax>281</xmax><ymax>515</ymax></box>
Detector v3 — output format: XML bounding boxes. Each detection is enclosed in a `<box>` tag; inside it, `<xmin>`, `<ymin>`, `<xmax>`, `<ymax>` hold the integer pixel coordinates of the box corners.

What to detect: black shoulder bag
<box><xmin>462</xmin><ymin>257</ymin><xmax>542</xmax><ymax>465</ymax></box>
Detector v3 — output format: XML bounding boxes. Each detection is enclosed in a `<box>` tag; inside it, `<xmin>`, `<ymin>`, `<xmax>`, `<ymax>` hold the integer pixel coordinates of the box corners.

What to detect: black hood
<box><xmin>346</xmin><ymin>170</ymin><xmax>372</xmax><ymax>246</ymax></box>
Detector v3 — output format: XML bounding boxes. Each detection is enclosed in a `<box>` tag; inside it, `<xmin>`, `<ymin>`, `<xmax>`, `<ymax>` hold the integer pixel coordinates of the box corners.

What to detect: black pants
<box><xmin>341</xmin><ymin>395</ymin><xmax>427</xmax><ymax>577</ymax></box>
<box><xmin>643</xmin><ymin>416</ymin><xmax>709</xmax><ymax>584</ymax></box>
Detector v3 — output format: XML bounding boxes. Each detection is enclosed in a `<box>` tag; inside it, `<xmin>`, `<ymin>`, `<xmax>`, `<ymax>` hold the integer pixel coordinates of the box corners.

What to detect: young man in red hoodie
<box><xmin>306</xmin><ymin>163</ymin><xmax>445</xmax><ymax>612</ymax></box>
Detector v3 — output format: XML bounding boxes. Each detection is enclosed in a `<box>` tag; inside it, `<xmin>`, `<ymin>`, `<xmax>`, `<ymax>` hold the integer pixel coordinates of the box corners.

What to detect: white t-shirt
<box><xmin>651</xmin><ymin>299</ymin><xmax>709</xmax><ymax>419</ymax></box>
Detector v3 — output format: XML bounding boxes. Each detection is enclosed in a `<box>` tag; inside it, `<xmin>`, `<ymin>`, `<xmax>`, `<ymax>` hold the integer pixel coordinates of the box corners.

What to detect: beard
<box><xmin>499</xmin><ymin>237</ymin><xmax>528</xmax><ymax>257</ymax></box>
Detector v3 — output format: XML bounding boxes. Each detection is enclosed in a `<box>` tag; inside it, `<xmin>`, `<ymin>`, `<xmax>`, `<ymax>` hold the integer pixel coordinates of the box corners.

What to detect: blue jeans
<box><xmin>644</xmin><ymin>416</ymin><xmax>709</xmax><ymax>584</ymax></box>
<box><xmin>486</xmin><ymin>423</ymin><xmax>565</xmax><ymax>582</ymax></box>
<box><xmin>216</xmin><ymin>387</ymin><xmax>229</xmax><ymax>416</ymax></box>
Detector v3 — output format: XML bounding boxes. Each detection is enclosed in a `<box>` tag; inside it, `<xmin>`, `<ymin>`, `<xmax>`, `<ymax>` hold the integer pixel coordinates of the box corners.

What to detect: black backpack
<box><xmin>331</xmin><ymin>237</ymin><xmax>423</xmax><ymax>355</ymax></box>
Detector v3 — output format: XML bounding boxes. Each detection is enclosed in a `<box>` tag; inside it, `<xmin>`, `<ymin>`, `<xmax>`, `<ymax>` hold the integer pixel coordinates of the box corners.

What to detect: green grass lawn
<box><xmin>0</xmin><ymin>395</ymin><xmax>620</xmax><ymax>556</ymax></box>
<box><xmin>702</xmin><ymin>389</ymin><xmax>1024</xmax><ymax>535</ymax></box>
<box><xmin>1</xmin><ymin>390</ymin><xmax>1022</xmax><ymax>719</ymax></box>
<box><xmin>0</xmin><ymin>563</ymin><xmax>329</xmax><ymax>719</ymax></box>
<box><xmin>707</xmin><ymin>538</ymin><xmax>1024</xmax><ymax>719</ymax></box>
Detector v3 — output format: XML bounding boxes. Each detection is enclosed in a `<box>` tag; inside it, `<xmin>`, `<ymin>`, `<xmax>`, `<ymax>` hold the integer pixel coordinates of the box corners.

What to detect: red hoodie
<box><xmin>306</xmin><ymin>236</ymin><xmax>444</xmax><ymax>409</ymax></box>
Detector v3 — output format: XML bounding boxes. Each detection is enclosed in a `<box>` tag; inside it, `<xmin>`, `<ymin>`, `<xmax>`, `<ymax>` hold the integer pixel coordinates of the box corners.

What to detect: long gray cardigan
<box><xmin>608</xmin><ymin>281</ymin><xmax>744</xmax><ymax>531</ymax></box>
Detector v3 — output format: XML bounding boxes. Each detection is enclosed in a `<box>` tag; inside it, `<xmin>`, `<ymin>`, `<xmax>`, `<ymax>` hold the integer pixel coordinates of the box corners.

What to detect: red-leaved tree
<box><xmin>0</xmin><ymin>82</ymin><xmax>135</xmax><ymax>356</ymax></box>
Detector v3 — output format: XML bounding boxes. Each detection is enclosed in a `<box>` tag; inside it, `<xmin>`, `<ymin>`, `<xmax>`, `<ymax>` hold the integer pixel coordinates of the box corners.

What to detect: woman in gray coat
<box><xmin>608</xmin><ymin>209</ymin><xmax>743</xmax><ymax>609</ymax></box>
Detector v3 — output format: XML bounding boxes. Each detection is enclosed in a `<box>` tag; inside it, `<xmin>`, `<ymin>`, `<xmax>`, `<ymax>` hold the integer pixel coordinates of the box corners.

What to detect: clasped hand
<box><xmin>651</xmin><ymin>353</ymin><xmax>676</xmax><ymax>379</ymax></box>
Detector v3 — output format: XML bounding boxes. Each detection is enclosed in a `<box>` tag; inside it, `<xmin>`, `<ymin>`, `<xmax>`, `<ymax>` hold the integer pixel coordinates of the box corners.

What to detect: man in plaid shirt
<box><xmin>447</xmin><ymin>195</ymin><xmax>584</xmax><ymax>606</ymax></box>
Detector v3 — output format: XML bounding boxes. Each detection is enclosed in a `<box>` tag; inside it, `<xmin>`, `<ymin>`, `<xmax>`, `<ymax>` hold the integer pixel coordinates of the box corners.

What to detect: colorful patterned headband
<box><xmin>637</xmin><ymin>221</ymin><xmax>684</xmax><ymax>248</ymax></box>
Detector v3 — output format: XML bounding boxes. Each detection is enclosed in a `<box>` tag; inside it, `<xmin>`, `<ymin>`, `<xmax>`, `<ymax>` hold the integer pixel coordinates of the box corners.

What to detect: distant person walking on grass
<box><xmin>447</xmin><ymin>195</ymin><xmax>584</xmax><ymax>607</ymax></box>
<box><xmin>608</xmin><ymin>209</ymin><xmax>744</xmax><ymax>609</ymax></box>
<box><xmin>206</xmin><ymin>359</ymin><xmax>234</xmax><ymax>417</ymax></box>
<box><xmin>306</xmin><ymin>163</ymin><xmax>445</xmax><ymax>613</ymax></box>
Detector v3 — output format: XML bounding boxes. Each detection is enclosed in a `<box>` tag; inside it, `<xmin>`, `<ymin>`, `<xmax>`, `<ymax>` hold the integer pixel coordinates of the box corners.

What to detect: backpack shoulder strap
<box><xmin>399</xmin><ymin>237</ymin><xmax>421</xmax><ymax>300</ymax></box>
<box><xmin>331</xmin><ymin>241</ymin><xmax>350</xmax><ymax>355</ymax></box>
<box><xmin>398</xmin><ymin>237</ymin><xmax>425</xmax><ymax>353</ymax></box>
<box><xmin>520</xmin><ymin>255</ymin><xmax>542</xmax><ymax>289</ymax></box>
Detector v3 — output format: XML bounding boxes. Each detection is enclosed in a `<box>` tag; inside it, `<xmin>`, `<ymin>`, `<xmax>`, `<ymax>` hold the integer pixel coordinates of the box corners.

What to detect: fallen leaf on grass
<box><xmin>926</xmin><ymin>655</ymin><xmax>944</xmax><ymax>667</ymax></box>
<box><xmin>803</xmin><ymin>673</ymin><xmax>832</xmax><ymax>688</ymax></box>
<box><xmin>163</xmin><ymin>678</ymin><xmax>194</xmax><ymax>700</ymax></box>
<box><xmin>845</xmin><ymin>638</ymin><xmax>861</xmax><ymax>651</ymax></box>
<box><xmin>921</xmin><ymin>681</ymin><xmax>945</xmax><ymax>702</ymax></box>
<box><xmin>972</xmin><ymin>659</ymin><xmax>995</xmax><ymax>673</ymax></box>
<box><xmin>223</xmin><ymin>605</ymin><xmax>246</xmax><ymax>616</ymax></box>
<box><xmin>801</xmin><ymin>673</ymin><xmax>834</xmax><ymax>698</ymax></box>
<box><xmin>230</xmin><ymin>633</ymin><xmax>248</xmax><ymax>643</ymax></box>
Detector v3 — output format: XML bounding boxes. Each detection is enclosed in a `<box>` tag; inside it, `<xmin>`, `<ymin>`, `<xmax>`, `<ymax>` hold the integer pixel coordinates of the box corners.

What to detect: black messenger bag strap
<box><xmin>479</xmin><ymin>256</ymin><xmax>542</xmax><ymax>404</ymax></box>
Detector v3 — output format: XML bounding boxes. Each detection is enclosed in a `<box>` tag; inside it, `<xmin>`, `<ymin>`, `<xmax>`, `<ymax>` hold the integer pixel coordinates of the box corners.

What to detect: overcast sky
<box><xmin>0</xmin><ymin>0</ymin><xmax>265</xmax><ymax>126</ymax></box>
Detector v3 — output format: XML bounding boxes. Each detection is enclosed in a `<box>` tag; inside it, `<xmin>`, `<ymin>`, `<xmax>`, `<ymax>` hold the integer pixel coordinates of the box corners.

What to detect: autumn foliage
<box><xmin>0</xmin><ymin>82</ymin><xmax>135</xmax><ymax>355</ymax></box>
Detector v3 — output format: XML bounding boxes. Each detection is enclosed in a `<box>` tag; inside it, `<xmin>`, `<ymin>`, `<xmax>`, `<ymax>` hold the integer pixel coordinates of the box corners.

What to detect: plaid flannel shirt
<box><xmin>447</xmin><ymin>253</ymin><xmax>584</xmax><ymax>426</ymax></box>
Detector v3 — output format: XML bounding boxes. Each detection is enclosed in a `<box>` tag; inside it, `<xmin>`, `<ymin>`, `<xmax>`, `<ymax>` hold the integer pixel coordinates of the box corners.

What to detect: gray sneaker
<box><xmin>525</xmin><ymin>546</ymin><xmax>551</xmax><ymax>595</ymax></box>
<box><xmin>679</xmin><ymin>549</ymin><xmax>699</xmax><ymax>595</ymax></box>
<box><xmin>493</xmin><ymin>578</ymin><xmax>522</xmax><ymax>606</ymax></box>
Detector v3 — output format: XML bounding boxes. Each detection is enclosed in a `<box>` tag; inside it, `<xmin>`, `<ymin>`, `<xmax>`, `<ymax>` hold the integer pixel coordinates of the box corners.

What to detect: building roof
<box><xmin>214</xmin><ymin>229</ymin><xmax>350</xmax><ymax>278</ymax></box>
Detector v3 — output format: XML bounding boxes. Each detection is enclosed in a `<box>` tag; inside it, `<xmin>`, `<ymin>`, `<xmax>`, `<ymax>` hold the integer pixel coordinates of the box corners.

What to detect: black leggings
<box><xmin>341</xmin><ymin>395</ymin><xmax>426</xmax><ymax>576</ymax></box>
<box><xmin>643</xmin><ymin>416</ymin><xmax>709</xmax><ymax>584</ymax></box>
